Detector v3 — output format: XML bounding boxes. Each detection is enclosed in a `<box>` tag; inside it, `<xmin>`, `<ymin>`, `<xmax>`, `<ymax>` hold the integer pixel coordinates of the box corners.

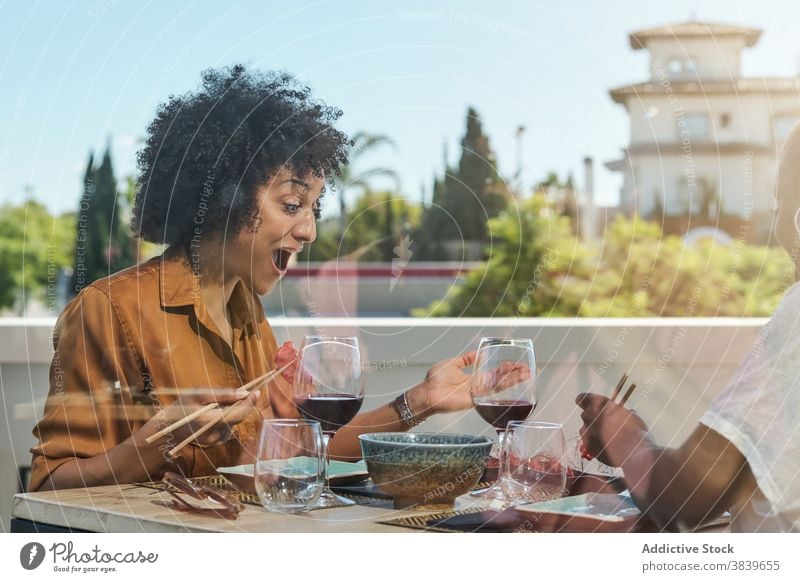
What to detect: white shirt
<box><xmin>700</xmin><ymin>282</ymin><xmax>800</xmax><ymax>532</ymax></box>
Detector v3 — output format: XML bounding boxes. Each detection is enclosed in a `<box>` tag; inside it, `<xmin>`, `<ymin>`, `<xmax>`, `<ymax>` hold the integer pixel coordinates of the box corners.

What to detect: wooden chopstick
<box><xmin>598</xmin><ymin>372</ymin><xmax>639</xmax><ymax>414</ymax></box>
<box><xmin>166</xmin><ymin>399</ymin><xmax>243</xmax><ymax>458</ymax></box>
<box><xmin>146</xmin><ymin>362</ymin><xmax>292</xmax><ymax>445</ymax></box>
<box><xmin>609</xmin><ymin>372</ymin><xmax>628</xmax><ymax>402</ymax></box>
<box><xmin>618</xmin><ymin>383</ymin><xmax>638</xmax><ymax>406</ymax></box>
<box><xmin>145</xmin><ymin>402</ymin><xmax>219</xmax><ymax>444</ymax></box>
<box><xmin>239</xmin><ymin>363</ymin><xmax>292</xmax><ymax>392</ymax></box>
<box><xmin>166</xmin><ymin>362</ymin><xmax>292</xmax><ymax>457</ymax></box>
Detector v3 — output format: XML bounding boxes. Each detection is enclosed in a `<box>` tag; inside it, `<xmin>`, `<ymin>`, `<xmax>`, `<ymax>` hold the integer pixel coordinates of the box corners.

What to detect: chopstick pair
<box><xmin>145</xmin><ymin>362</ymin><xmax>292</xmax><ymax>448</ymax></box>
<box><xmin>580</xmin><ymin>372</ymin><xmax>638</xmax><ymax>462</ymax></box>
<box><xmin>166</xmin><ymin>361</ymin><xmax>294</xmax><ymax>458</ymax></box>
<box><xmin>606</xmin><ymin>371</ymin><xmax>637</xmax><ymax>408</ymax></box>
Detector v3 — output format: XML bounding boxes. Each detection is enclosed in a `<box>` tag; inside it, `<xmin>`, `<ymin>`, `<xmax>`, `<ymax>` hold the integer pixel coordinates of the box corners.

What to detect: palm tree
<box><xmin>336</xmin><ymin>131</ymin><xmax>399</xmax><ymax>236</ymax></box>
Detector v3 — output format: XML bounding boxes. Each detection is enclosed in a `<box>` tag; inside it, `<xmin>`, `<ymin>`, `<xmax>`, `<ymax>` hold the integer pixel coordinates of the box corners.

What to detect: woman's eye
<box><xmin>284</xmin><ymin>203</ymin><xmax>300</xmax><ymax>215</ymax></box>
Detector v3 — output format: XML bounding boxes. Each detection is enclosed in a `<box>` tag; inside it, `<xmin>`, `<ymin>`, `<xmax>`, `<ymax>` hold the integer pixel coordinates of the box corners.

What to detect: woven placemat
<box><xmin>136</xmin><ymin>475</ymin><xmax>499</xmax><ymax>514</ymax></box>
<box><xmin>136</xmin><ymin>474</ymin><xmax>261</xmax><ymax>505</ymax></box>
<box><xmin>377</xmin><ymin>508</ymin><xmax>490</xmax><ymax>533</ymax></box>
<box><xmin>135</xmin><ymin>475</ymin><xmax>396</xmax><ymax>510</ymax></box>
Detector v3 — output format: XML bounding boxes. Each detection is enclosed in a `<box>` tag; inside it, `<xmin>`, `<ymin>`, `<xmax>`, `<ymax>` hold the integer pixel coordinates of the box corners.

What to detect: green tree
<box><xmin>534</xmin><ymin>171</ymin><xmax>578</xmax><ymax>229</ymax></box>
<box><xmin>71</xmin><ymin>146</ymin><xmax>135</xmax><ymax>295</ymax></box>
<box><xmin>379</xmin><ymin>191</ymin><xmax>396</xmax><ymax>261</ymax></box>
<box><xmin>418</xmin><ymin>194</ymin><xmax>588</xmax><ymax>316</ymax></box>
<box><xmin>301</xmin><ymin>190</ymin><xmax>421</xmax><ymax>262</ymax></box>
<box><xmin>577</xmin><ymin>218</ymin><xmax>792</xmax><ymax>317</ymax></box>
<box><xmin>0</xmin><ymin>200</ymin><xmax>74</xmax><ymax>312</ymax></box>
<box><xmin>415</xmin><ymin>107</ymin><xmax>511</xmax><ymax>260</ymax></box>
<box><xmin>335</xmin><ymin>131</ymin><xmax>399</xmax><ymax>235</ymax></box>
<box><xmin>420</xmin><ymin>201</ymin><xmax>793</xmax><ymax>318</ymax></box>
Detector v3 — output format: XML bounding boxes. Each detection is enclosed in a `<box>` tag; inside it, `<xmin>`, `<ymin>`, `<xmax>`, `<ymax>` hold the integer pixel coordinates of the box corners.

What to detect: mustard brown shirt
<box><xmin>29</xmin><ymin>247</ymin><xmax>278</xmax><ymax>491</ymax></box>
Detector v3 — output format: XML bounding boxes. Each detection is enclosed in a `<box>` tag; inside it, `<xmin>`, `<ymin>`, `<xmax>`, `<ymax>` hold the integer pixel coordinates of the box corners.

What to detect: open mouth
<box><xmin>271</xmin><ymin>248</ymin><xmax>293</xmax><ymax>273</ymax></box>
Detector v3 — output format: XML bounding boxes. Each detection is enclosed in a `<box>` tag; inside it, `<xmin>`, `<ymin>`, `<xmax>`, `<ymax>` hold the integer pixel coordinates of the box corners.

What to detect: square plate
<box><xmin>514</xmin><ymin>493</ymin><xmax>640</xmax><ymax>522</ymax></box>
<box><xmin>424</xmin><ymin>494</ymin><xmax>646</xmax><ymax>533</ymax></box>
<box><xmin>218</xmin><ymin>459</ymin><xmax>368</xmax><ymax>494</ymax></box>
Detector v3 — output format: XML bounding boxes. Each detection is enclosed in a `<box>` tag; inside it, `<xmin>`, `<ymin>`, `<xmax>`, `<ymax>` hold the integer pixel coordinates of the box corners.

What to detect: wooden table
<box><xmin>11</xmin><ymin>484</ymin><xmax>491</xmax><ymax>533</ymax></box>
<box><xmin>12</xmin><ymin>482</ymin><xmax>729</xmax><ymax>533</ymax></box>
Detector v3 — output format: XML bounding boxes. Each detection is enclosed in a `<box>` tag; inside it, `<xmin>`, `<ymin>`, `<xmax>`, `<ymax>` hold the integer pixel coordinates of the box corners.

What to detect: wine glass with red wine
<box><xmin>293</xmin><ymin>336</ymin><xmax>364</xmax><ymax>508</ymax></box>
<box><xmin>470</xmin><ymin>337</ymin><xmax>537</xmax><ymax>501</ymax></box>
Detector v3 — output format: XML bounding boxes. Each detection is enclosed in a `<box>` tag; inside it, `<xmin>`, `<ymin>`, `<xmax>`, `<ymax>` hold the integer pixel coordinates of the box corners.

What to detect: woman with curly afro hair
<box><xmin>30</xmin><ymin>65</ymin><xmax>502</xmax><ymax>492</ymax></box>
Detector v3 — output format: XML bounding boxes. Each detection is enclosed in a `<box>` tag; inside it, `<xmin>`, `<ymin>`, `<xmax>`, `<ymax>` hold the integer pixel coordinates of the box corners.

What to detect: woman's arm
<box><xmin>328</xmin><ymin>352</ymin><xmax>483</xmax><ymax>460</ymax></box>
<box><xmin>577</xmin><ymin>393</ymin><xmax>760</xmax><ymax>529</ymax></box>
<box><xmin>30</xmin><ymin>284</ymin><xmax>273</xmax><ymax>491</ymax></box>
<box><xmin>272</xmin><ymin>343</ymin><xmax>531</xmax><ymax>461</ymax></box>
<box><xmin>327</xmin><ymin>382</ymin><xmax>434</xmax><ymax>460</ymax></box>
<box><xmin>40</xmin><ymin>388</ymin><xmax>262</xmax><ymax>490</ymax></box>
<box><xmin>39</xmin><ymin>419</ymin><xmax>174</xmax><ymax>491</ymax></box>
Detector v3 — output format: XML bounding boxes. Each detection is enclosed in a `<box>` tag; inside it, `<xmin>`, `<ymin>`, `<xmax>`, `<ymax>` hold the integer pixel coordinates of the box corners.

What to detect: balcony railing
<box><xmin>0</xmin><ymin>316</ymin><xmax>765</xmax><ymax>530</ymax></box>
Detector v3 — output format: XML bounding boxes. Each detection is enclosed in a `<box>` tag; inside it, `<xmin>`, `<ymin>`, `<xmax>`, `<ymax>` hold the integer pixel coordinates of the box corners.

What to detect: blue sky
<box><xmin>2</xmin><ymin>0</ymin><xmax>799</xmax><ymax>216</ymax></box>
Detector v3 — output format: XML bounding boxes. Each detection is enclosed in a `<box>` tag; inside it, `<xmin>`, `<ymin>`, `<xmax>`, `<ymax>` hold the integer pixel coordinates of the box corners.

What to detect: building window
<box><xmin>681</xmin><ymin>114</ymin><xmax>710</xmax><ymax>140</ymax></box>
<box><xmin>666</xmin><ymin>57</ymin><xmax>698</xmax><ymax>78</ymax></box>
<box><xmin>774</xmin><ymin>115</ymin><xmax>800</xmax><ymax>141</ymax></box>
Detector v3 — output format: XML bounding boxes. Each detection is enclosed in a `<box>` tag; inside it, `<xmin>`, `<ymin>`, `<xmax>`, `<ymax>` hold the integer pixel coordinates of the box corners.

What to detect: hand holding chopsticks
<box><xmin>604</xmin><ymin>371</ymin><xmax>638</xmax><ymax>410</ymax></box>
<box><xmin>578</xmin><ymin>372</ymin><xmax>639</xmax><ymax>461</ymax></box>
<box><xmin>144</xmin><ymin>362</ymin><xmax>293</xmax><ymax>450</ymax></box>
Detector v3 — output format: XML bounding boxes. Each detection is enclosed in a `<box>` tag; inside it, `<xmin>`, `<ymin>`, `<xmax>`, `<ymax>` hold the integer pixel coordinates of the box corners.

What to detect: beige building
<box><xmin>606</xmin><ymin>21</ymin><xmax>800</xmax><ymax>241</ymax></box>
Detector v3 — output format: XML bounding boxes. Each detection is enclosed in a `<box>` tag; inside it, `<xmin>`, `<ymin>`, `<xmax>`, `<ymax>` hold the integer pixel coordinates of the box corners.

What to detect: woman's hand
<box><xmin>575</xmin><ymin>393</ymin><xmax>654</xmax><ymax>467</ymax></box>
<box><xmin>275</xmin><ymin>341</ymin><xmax>298</xmax><ymax>382</ymax></box>
<box><xmin>406</xmin><ymin>351</ymin><xmax>477</xmax><ymax>417</ymax></box>
<box><xmin>407</xmin><ymin>352</ymin><xmax>534</xmax><ymax>417</ymax></box>
<box><xmin>471</xmin><ymin>360</ymin><xmax>532</xmax><ymax>399</ymax></box>
<box><xmin>270</xmin><ymin>341</ymin><xmax>301</xmax><ymax>418</ymax></box>
<box><xmin>146</xmin><ymin>387</ymin><xmax>261</xmax><ymax>448</ymax></box>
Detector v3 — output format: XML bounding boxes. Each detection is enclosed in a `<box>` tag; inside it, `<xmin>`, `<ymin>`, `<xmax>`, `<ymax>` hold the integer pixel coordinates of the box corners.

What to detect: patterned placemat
<box><xmin>377</xmin><ymin>508</ymin><xmax>492</xmax><ymax>533</ymax></box>
<box><xmin>136</xmin><ymin>474</ymin><xmax>261</xmax><ymax>505</ymax></box>
<box><xmin>134</xmin><ymin>474</ymin><xmax>396</xmax><ymax>510</ymax></box>
<box><xmin>135</xmin><ymin>475</ymin><xmax>500</xmax><ymax>513</ymax></box>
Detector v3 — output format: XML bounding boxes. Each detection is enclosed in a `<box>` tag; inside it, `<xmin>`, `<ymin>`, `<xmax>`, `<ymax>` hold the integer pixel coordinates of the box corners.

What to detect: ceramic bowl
<box><xmin>359</xmin><ymin>432</ymin><xmax>492</xmax><ymax>509</ymax></box>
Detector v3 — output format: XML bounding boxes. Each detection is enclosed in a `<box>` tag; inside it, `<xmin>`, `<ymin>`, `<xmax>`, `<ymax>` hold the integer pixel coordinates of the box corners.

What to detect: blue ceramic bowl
<box><xmin>359</xmin><ymin>432</ymin><xmax>492</xmax><ymax>509</ymax></box>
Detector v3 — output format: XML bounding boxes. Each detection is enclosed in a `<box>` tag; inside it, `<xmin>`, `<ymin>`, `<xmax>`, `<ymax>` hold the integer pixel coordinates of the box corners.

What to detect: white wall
<box><xmin>0</xmin><ymin>317</ymin><xmax>764</xmax><ymax>530</ymax></box>
<box><xmin>627</xmin><ymin>94</ymin><xmax>788</xmax><ymax>146</ymax></box>
<box><xmin>264</xmin><ymin>275</ymin><xmax>463</xmax><ymax>317</ymax></box>
<box><xmin>646</xmin><ymin>37</ymin><xmax>745</xmax><ymax>81</ymax></box>
<box><xmin>626</xmin><ymin>151</ymin><xmax>774</xmax><ymax>216</ymax></box>
<box><xmin>617</xmin><ymin>91</ymin><xmax>800</xmax><ymax>217</ymax></box>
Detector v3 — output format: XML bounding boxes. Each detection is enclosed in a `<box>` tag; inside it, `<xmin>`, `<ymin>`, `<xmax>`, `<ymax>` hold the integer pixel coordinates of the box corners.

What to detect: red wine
<box><xmin>475</xmin><ymin>400</ymin><xmax>535</xmax><ymax>429</ymax></box>
<box><xmin>294</xmin><ymin>394</ymin><xmax>364</xmax><ymax>434</ymax></box>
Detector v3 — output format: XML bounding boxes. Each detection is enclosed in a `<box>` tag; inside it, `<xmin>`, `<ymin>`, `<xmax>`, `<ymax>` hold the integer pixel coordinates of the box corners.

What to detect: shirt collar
<box><xmin>158</xmin><ymin>246</ymin><xmax>265</xmax><ymax>329</ymax></box>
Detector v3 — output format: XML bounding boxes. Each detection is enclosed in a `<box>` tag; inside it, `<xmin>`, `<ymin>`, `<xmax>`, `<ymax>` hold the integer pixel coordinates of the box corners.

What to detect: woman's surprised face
<box><xmin>231</xmin><ymin>167</ymin><xmax>324</xmax><ymax>295</ymax></box>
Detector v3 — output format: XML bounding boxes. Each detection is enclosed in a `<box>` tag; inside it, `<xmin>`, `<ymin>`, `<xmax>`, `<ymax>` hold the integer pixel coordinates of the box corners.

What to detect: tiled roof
<box><xmin>629</xmin><ymin>21</ymin><xmax>762</xmax><ymax>49</ymax></box>
<box><xmin>610</xmin><ymin>77</ymin><xmax>800</xmax><ymax>103</ymax></box>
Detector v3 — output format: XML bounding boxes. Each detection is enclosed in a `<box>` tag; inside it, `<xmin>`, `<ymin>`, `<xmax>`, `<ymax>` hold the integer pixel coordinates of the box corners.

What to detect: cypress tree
<box><xmin>380</xmin><ymin>192</ymin><xmax>396</xmax><ymax>261</ymax></box>
<box><xmin>71</xmin><ymin>153</ymin><xmax>95</xmax><ymax>295</ymax></box>
<box><xmin>415</xmin><ymin>107</ymin><xmax>510</xmax><ymax>260</ymax></box>
<box><xmin>71</xmin><ymin>145</ymin><xmax>134</xmax><ymax>295</ymax></box>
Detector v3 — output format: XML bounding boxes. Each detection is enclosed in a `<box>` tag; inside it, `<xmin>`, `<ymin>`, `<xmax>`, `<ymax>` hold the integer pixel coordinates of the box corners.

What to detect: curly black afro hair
<box><xmin>133</xmin><ymin>64</ymin><xmax>350</xmax><ymax>247</ymax></box>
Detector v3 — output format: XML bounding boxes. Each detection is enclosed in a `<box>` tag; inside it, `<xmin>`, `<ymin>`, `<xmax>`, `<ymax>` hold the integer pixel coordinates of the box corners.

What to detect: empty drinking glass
<box><xmin>254</xmin><ymin>419</ymin><xmax>325</xmax><ymax>514</ymax></box>
<box><xmin>501</xmin><ymin>421</ymin><xmax>567</xmax><ymax>504</ymax></box>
